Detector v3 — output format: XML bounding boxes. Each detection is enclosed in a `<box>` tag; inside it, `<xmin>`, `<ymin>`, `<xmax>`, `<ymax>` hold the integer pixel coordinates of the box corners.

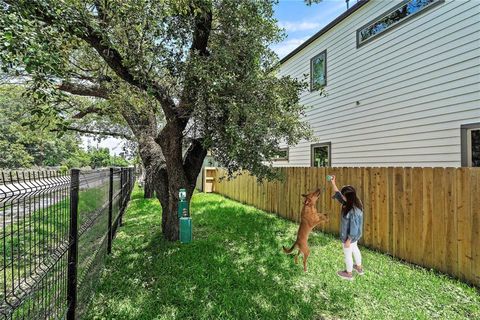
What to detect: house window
<box><xmin>310</xmin><ymin>50</ymin><xmax>327</xmax><ymax>91</ymax></box>
<box><xmin>461</xmin><ymin>123</ymin><xmax>480</xmax><ymax>167</ymax></box>
<box><xmin>272</xmin><ymin>148</ymin><xmax>289</xmax><ymax>161</ymax></box>
<box><xmin>357</xmin><ymin>0</ymin><xmax>444</xmax><ymax>47</ymax></box>
<box><xmin>311</xmin><ymin>143</ymin><xmax>331</xmax><ymax>167</ymax></box>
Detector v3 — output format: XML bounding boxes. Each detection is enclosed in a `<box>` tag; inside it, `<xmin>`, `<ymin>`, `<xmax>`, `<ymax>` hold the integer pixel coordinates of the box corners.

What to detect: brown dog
<box><xmin>283</xmin><ymin>188</ymin><xmax>328</xmax><ymax>272</ymax></box>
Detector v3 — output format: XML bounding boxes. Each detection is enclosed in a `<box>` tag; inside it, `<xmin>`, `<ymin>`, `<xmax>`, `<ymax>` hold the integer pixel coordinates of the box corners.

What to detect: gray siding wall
<box><xmin>276</xmin><ymin>0</ymin><xmax>480</xmax><ymax>167</ymax></box>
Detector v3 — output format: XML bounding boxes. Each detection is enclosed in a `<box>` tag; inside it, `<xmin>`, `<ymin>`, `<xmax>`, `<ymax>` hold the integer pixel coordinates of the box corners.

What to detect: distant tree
<box><xmin>0</xmin><ymin>141</ymin><xmax>34</xmax><ymax>169</ymax></box>
<box><xmin>86</xmin><ymin>147</ymin><xmax>130</xmax><ymax>168</ymax></box>
<box><xmin>110</xmin><ymin>155</ymin><xmax>130</xmax><ymax>168</ymax></box>
<box><xmin>0</xmin><ymin>85</ymin><xmax>83</xmax><ymax>168</ymax></box>
<box><xmin>61</xmin><ymin>149</ymin><xmax>91</xmax><ymax>169</ymax></box>
<box><xmin>88</xmin><ymin>147</ymin><xmax>111</xmax><ymax>169</ymax></box>
<box><xmin>59</xmin><ymin>147</ymin><xmax>130</xmax><ymax>170</ymax></box>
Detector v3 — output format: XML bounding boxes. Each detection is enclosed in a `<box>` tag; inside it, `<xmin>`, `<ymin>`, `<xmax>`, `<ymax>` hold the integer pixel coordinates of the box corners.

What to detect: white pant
<box><xmin>343</xmin><ymin>241</ymin><xmax>362</xmax><ymax>273</ymax></box>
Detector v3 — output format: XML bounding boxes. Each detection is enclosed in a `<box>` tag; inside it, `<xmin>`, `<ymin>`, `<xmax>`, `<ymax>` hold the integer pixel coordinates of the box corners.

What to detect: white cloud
<box><xmin>279</xmin><ymin>21</ymin><xmax>322</xmax><ymax>32</ymax></box>
<box><xmin>272</xmin><ymin>37</ymin><xmax>309</xmax><ymax>59</ymax></box>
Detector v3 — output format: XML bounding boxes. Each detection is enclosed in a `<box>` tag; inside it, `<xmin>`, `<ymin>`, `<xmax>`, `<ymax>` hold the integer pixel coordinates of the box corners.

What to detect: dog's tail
<box><xmin>283</xmin><ymin>242</ymin><xmax>297</xmax><ymax>254</ymax></box>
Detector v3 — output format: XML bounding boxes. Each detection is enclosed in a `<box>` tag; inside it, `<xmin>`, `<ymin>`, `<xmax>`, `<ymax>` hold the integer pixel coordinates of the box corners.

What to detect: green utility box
<box><xmin>178</xmin><ymin>188</ymin><xmax>188</xmax><ymax>218</ymax></box>
<box><xmin>180</xmin><ymin>217</ymin><xmax>192</xmax><ymax>243</ymax></box>
<box><xmin>178</xmin><ymin>188</ymin><xmax>192</xmax><ymax>243</ymax></box>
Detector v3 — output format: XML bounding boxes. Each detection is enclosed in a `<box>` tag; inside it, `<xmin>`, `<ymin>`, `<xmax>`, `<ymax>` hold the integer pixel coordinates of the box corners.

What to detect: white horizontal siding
<box><xmin>277</xmin><ymin>0</ymin><xmax>480</xmax><ymax>168</ymax></box>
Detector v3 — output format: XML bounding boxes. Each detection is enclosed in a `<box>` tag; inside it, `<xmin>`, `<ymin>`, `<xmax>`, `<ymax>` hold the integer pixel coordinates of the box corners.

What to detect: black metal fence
<box><xmin>0</xmin><ymin>167</ymin><xmax>134</xmax><ymax>319</ymax></box>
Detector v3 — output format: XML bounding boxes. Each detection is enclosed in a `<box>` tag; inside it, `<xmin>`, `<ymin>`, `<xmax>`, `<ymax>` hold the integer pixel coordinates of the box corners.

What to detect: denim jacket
<box><xmin>332</xmin><ymin>191</ymin><xmax>363</xmax><ymax>243</ymax></box>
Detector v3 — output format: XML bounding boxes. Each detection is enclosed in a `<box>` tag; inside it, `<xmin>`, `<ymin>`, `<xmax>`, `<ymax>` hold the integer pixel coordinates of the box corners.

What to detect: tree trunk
<box><xmin>155</xmin><ymin>121</ymin><xmax>207</xmax><ymax>241</ymax></box>
<box><xmin>154</xmin><ymin>168</ymin><xmax>170</xmax><ymax>236</ymax></box>
<box><xmin>123</xmin><ymin>107</ymin><xmax>207</xmax><ymax>241</ymax></box>
<box><xmin>162</xmin><ymin>162</ymin><xmax>189</xmax><ymax>241</ymax></box>
<box><xmin>154</xmin><ymin>166</ymin><xmax>200</xmax><ymax>241</ymax></box>
<box><xmin>143</xmin><ymin>165</ymin><xmax>155</xmax><ymax>198</ymax></box>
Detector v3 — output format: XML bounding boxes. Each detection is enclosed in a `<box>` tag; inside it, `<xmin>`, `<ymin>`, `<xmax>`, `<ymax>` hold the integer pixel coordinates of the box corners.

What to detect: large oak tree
<box><xmin>1</xmin><ymin>0</ymin><xmax>312</xmax><ymax>241</ymax></box>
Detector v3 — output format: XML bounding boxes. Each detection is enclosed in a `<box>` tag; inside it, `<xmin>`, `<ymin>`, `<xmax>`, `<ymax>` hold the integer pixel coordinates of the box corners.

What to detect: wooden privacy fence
<box><xmin>213</xmin><ymin>167</ymin><xmax>480</xmax><ymax>286</ymax></box>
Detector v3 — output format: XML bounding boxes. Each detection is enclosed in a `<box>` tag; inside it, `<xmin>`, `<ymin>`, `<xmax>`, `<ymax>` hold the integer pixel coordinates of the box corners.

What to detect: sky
<box><xmin>272</xmin><ymin>0</ymin><xmax>349</xmax><ymax>58</ymax></box>
<box><xmin>82</xmin><ymin>0</ymin><xmax>349</xmax><ymax>155</ymax></box>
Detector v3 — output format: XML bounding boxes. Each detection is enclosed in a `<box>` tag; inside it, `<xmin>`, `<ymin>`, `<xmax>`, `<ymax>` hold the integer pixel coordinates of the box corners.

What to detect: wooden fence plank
<box><xmin>358</xmin><ymin>167</ymin><xmax>366</xmax><ymax>246</ymax></box>
<box><xmin>363</xmin><ymin>168</ymin><xmax>372</xmax><ymax>247</ymax></box>
<box><xmin>404</xmin><ymin>168</ymin><xmax>413</xmax><ymax>262</ymax></box>
<box><xmin>282</xmin><ymin>168</ymin><xmax>288</xmax><ymax>219</ymax></box>
<box><xmin>232</xmin><ymin>173</ymin><xmax>237</xmax><ymax>201</ymax></box>
<box><xmin>411</xmin><ymin>168</ymin><xmax>424</xmax><ymax>266</ymax></box>
<box><xmin>422</xmin><ymin>168</ymin><xmax>434</xmax><ymax>267</ymax></box>
<box><xmin>444</xmin><ymin>168</ymin><xmax>458</xmax><ymax>276</ymax></box>
<box><xmin>372</xmin><ymin>168</ymin><xmax>381</xmax><ymax>250</ymax></box>
<box><xmin>393</xmin><ymin>167</ymin><xmax>405</xmax><ymax>259</ymax></box>
<box><xmin>267</xmin><ymin>178</ymin><xmax>272</xmax><ymax>213</ymax></box>
<box><xmin>282</xmin><ymin>167</ymin><xmax>288</xmax><ymax>219</ymax></box>
<box><xmin>378</xmin><ymin>167</ymin><xmax>389</xmax><ymax>253</ymax></box>
<box><xmin>471</xmin><ymin>169</ymin><xmax>480</xmax><ymax>286</ymax></box>
<box><xmin>277</xmin><ymin>168</ymin><xmax>283</xmax><ymax>215</ymax></box>
<box><xmin>289</xmin><ymin>167</ymin><xmax>294</xmax><ymax>219</ymax></box>
<box><xmin>432</xmin><ymin>168</ymin><xmax>447</xmax><ymax>273</ymax></box>
<box><xmin>318</xmin><ymin>167</ymin><xmax>327</xmax><ymax>233</ymax></box>
<box><xmin>456</xmin><ymin>168</ymin><xmax>472</xmax><ymax>282</ymax></box>
<box><xmin>247</xmin><ymin>174</ymin><xmax>252</xmax><ymax>206</ymax></box>
<box><xmin>256</xmin><ymin>175</ymin><xmax>260</xmax><ymax>210</ymax></box>
<box><xmin>325</xmin><ymin>167</ymin><xmax>334</xmax><ymax>233</ymax></box>
<box><xmin>295</xmin><ymin>168</ymin><xmax>302</xmax><ymax>222</ymax></box>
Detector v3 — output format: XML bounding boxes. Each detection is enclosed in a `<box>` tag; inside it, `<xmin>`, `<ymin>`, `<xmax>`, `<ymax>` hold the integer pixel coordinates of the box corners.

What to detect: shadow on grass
<box><xmin>86</xmin><ymin>188</ymin><xmax>480</xmax><ymax>320</ymax></box>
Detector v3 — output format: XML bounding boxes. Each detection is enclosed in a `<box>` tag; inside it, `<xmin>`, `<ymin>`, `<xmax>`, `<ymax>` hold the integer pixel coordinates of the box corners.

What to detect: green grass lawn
<box><xmin>86</xmin><ymin>186</ymin><xmax>480</xmax><ymax>320</ymax></box>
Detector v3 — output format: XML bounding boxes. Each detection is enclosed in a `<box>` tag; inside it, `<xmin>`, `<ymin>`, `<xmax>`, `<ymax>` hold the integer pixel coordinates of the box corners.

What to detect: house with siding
<box><xmin>274</xmin><ymin>0</ymin><xmax>480</xmax><ymax>168</ymax></box>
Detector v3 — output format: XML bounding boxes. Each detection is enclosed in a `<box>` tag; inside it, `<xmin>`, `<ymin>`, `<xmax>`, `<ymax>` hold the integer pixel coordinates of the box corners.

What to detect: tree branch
<box><xmin>58</xmin><ymin>81</ymin><xmax>110</xmax><ymax>99</ymax></box>
<box><xmin>72</xmin><ymin>106</ymin><xmax>105</xmax><ymax>119</ymax></box>
<box><xmin>190</xmin><ymin>5</ymin><xmax>213</xmax><ymax>57</ymax></box>
<box><xmin>79</xmin><ymin>25</ymin><xmax>178</xmax><ymax>121</ymax></box>
<box><xmin>176</xmin><ymin>4</ymin><xmax>213</xmax><ymax>122</ymax></box>
<box><xmin>53</xmin><ymin>126</ymin><xmax>133</xmax><ymax>140</ymax></box>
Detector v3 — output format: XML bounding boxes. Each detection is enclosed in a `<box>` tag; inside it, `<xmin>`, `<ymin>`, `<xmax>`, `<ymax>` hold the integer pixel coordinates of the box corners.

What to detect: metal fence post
<box><xmin>67</xmin><ymin>169</ymin><xmax>80</xmax><ymax>320</ymax></box>
<box><xmin>128</xmin><ymin>168</ymin><xmax>132</xmax><ymax>194</ymax></box>
<box><xmin>130</xmin><ymin>167</ymin><xmax>134</xmax><ymax>193</ymax></box>
<box><xmin>120</xmin><ymin>168</ymin><xmax>125</xmax><ymax>226</ymax></box>
<box><xmin>107</xmin><ymin>168</ymin><xmax>114</xmax><ymax>254</ymax></box>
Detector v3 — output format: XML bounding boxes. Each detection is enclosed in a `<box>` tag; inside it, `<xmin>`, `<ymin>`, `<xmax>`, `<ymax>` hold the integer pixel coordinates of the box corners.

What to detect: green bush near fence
<box><xmin>86</xmin><ymin>186</ymin><xmax>480</xmax><ymax>320</ymax></box>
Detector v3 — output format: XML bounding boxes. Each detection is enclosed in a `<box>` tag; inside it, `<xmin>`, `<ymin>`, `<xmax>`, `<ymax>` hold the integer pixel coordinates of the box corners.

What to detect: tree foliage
<box><xmin>304</xmin><ymin>0</ymin><xmax>323</xmax><ymax>5</ymax></box>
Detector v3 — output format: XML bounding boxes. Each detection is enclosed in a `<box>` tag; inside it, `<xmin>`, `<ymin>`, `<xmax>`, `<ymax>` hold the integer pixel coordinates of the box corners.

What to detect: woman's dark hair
<box><xmin>340</xmin><ymin>185</ymin><xmax>363</xmax><ymax>216</ymax></box>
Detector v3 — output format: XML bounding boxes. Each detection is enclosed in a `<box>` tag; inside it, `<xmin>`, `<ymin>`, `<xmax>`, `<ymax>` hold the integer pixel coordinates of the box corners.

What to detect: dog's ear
<box><xmin>301</xmin><ymin>194</ymin><xmax>307</xmax><ymax>198</ymax></box>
